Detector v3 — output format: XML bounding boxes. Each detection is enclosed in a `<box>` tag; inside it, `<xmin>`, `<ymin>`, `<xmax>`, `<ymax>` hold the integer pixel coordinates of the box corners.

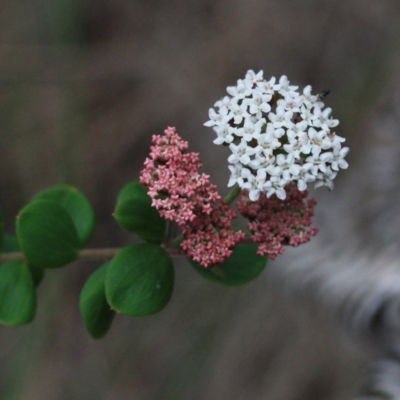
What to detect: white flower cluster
<box><xmin>204</xmin><ymin>70</ymin><xmax>349</xmax><ymax>201</ymax></box>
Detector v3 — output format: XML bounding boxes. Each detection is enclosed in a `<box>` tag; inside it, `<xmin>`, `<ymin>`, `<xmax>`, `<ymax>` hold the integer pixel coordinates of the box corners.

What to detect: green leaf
<box><xmin>190</xmin><ymin>243</ymin><xmax>268</xmax><ymax>286</ymax></box>
<box><xmin>2</xmin><ymin>234</ymin><xmax>45</xmax><ymax>286</ymax></box>
<box><xmin>114</xmin><ymin>181</ymin><xmax>166</xmax><ymax>243</ymax></box>
<box><xmin>17</xmin><ymin>200</ymin><xmax>79</xmax><ymax>268</ymax></box>
<box><xmin>32</xmin><ymin>184</ymin><xmax>95</xmax><ymax>247</ymax></box>
<box><xmin>79</xmin><ymin>263</ymin><xmax>115</xmax><ymax>339</ymax></box>
<box><xmin>106</xmin><ymin>243</ymin><xmax>174</xmax><ymax>316</ymax></box>
<box><xmin>0</xmin><ymin>260</ymin><xmax>36</xmax><ymax>325</ymax></box>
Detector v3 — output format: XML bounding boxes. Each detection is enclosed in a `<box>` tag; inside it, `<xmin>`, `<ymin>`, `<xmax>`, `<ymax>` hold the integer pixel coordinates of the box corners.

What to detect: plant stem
<box><xmin>0</xmin><ymin>252</ymin><xmax>28</xmax><ymax>262</ymax></box>
<box><xmin>78</xmin><ymin>248</ymin><xmax>122</xmax><ymax>260</ymax></box>
<box><xmin>0</xmin><ymin>248</ymin><xmax>122</xmax><ymax>263</ymax></box>
<box><xmin>0</xmin><ymin>247</ymin><xmax>187</xmax><ymax>263</ymax></box>
<box><xmin>170</xmin><ymin>235</ymin><xmax>184</xmax><ymax>249</ymax></box>
<box><xmin>224</xmin><ymin>185</ymin><xmax>241</xmax><ymax>205</ymax></box>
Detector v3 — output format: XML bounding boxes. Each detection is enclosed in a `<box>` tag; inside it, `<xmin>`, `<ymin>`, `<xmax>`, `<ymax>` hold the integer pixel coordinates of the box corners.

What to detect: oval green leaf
<box><xmin>114</xmin><ymin>181</ymin><xmax>166</xmax><ymax>243</ymax></box>
<box><xmin>0</xmin><ymin>260</ymin><xmax>36</xmax><ymax>325</ymax></box>
<box><xmin>79</xmin><ymin>262</ymin><xmax>115</xmax><ymax>339</ymax></box>
<box><xmin>32</xmin><ymin>185</ymin><xmax>95</xmax><ymax>247</ymax></box>
<box><xmin>17</xmin><ymin>200</ymin><xmax>79</xmax><ymax>268</ymax></box>
<box><xmin>2</xmin><ymin>234</ymin><xmax>45</xmax><ymax>286</ymax></box>
<box><xmin>105</xmin><ymin>243</ymin><xmax>174</xmax><ymax>316</ymax></box>
<box><xmin>190</xmin><ymin>243</ymin><xmax>268</xmax><ymax>286</ymax></box>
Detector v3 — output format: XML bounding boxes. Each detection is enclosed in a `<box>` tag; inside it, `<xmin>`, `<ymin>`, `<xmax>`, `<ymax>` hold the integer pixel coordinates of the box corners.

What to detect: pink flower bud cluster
<box><xmin>237</xmin><ymin>183</ymin><xmax>318</xmax><ymax>259</ymax></box>
<box><xmin>140</xmin><ymin>127</ymin><xmax>245</xmax><ymax>267</ymax></box>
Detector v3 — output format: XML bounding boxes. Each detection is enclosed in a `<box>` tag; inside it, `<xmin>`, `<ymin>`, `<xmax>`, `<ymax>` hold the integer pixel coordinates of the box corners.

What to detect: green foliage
<box><xmin>0</xmin><ymin>260</ymin><xmax>36</xmax><ymax>325</ymax></box>
<box><xmin>79</xmin><ymin>263</ymin><xmax>115</xmax><ymax>339</ymax></box>
<box><xmin>17</xmin><ymin>200</ymin><xmax>80</xmax><ymax>268</ymax></box>
<box><xmin>190</xmin><ymin>243</ymin><xmax>268</xmax><ymax>286</ymax></box>
<box><xmin>106</xmin><ymin>244</ymin><xmax>174</xmax><ymax>316</ymax></box>
<box><xmin>114</xmin><ymin>181</ymin><xmax>166</xmax><ymax>243</ymax></box>
<box><xmin>32</xmin><ymin>184</ymin><xmax>95</xmax><ymax>247</ymax></box>
<box><xmin>0</xmin><ymin>179</ymin><xmax>270</xmax><ymax>334</ymax></box>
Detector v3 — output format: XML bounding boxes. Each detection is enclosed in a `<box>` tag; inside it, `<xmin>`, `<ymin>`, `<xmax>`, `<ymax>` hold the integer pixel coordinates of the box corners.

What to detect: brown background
<box><xmin>1</xmin><ymin>1</ymin><xmax>400</xmax><ymax>399</ymax></box>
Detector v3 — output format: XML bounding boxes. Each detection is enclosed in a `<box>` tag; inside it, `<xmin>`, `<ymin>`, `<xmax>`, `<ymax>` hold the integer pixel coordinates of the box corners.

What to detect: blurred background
<box><xmin>1</xmin><ymin>0</ymin><xmax>400</xmax><ymax>399</ymax></box>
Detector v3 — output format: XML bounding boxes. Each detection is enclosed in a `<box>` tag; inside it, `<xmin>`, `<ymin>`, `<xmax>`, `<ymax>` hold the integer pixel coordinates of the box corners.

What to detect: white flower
<box><xmin>323</xmin><ymin>146</ymin><xmax>350</xmax><ymax>171</ymax></box>
<box><xmin>241</xmin><ymin>169</ymin><xmax>267</xmax><ymax>201</ymax></box>
<box><xmin>304</xmin><ymin>152</ymin><xmax>331</xmax><ymax>175</ymax></box>
<box><xmin>213</xmin><ymin>125</ymin><xmax>235</xmax><ymax>144</ymax></box>
<box><xmin>308</xmin><ymin>127</ymin><xmax>331</xmax><ymax>153</ymax></box>
<box><xmin>268</xmin><ymin>106</ymin><xmax>293</xmax><ymax>129</ymax></box>
<box><xmin>274</xmin><ymin>75</ymin><xmax>298</xmax><ymax>97</ymax></box>
<box><xmin>253</xmin><ymin>123</ymin><xmax>281</xmax><ymax>156</ymax></box>
<box><xmin>245</xmin><ymin>92</ymin><xmax>272</xmax><ymax>114</ymax></box>
<box><xmin>204</xmin><ymin>70</ymin><xmax>348</xmax><ymax>200</ymax></box>
<box><xmin>312</xmin><ymin>106</ymin><xmax>339</xmax><ymax>131</ymax></box>
<box><xmin>226</xmin><ymin>79</ymin><xmax>252</xmax><ymax>99</ymax></box>
<box><xmin>256</xmin><ymin>76</ymin><xmax>276</xmax><ymax>95</ymax></box>
<box><xmin>286</xmin><ymin>119</ymin><xmax>308</xmax><ymax>137</ymax></box>
<box><xmin>245</xmin><ymin>69</ymin><xmax>264</xmax><ymax>85</ymax></box>
<box><xmin>276</xmin><ymin>153</ymin><xmax>296</xmax><ymax>180</ymax></box>
<box><xmin>228</xmin><ymin>103</ymin><xmax>250</xmax><ymax>125</ymax></box>
<box><xmin>277</xmin><ymin>94</ymin><xmax>303</xmax><ymax>113</ymax></box>
<box><xmin>227</xmin><ymin>164</ymin><xmax>244</xmax><ymax>187</ymax></box>
<box><xmin>263</xmin><ymin>176</ymin><xmax>288</xmax><ymax>200</ymax></box>
<box><xmin>228</xmin><ymin>140</ymin><xmax>256</xmax><ymax>165</ymax></box>
<box><xmin>214</xmin><ymin>96</ymin><xmax>231</xmax><ymax>109</ymax></box>
<box><xmin>299</xmin><ymin>105</ymin><xmax>314</xmax><ymax>124</ymax></box>
<box><xmin>283</xmin><ymin>131</ymin><xmax>311</xmax><ymax>158</ymax></box>
<box><xmin>249</xmin><ymin>153</ymin><xmax>276</xmax><ymax>172</ymax></box>
<box><xmin>295</xmin><ymin>165</ymin><xmax>315</xmax><ymax>191</ymax></box>
<box><xmin>314</xmin><ymin>167</ymin><xmax>338</xmax><ymax>190</ymax></box>
<box><xmin>328</xmin><ymin>132</ymin><xmax>346</xmax><ymax>148</ymax></box>
<box><xmin>204</xmin><ymin>107</ymin><xmax>229</xmax><ymax>127</ymax></box>
<box><xmin>265</xmin><ymin>164</ymin><xmax>283</xmax><ymax>176</ymax></box>
<box><xmin>302</xmin><ymin>85</ymin><xmax>318</xmax><ymax>107</ymax></box>
<box><xmin>236</xmin><ymin>117</ymin><xmax>265</xmax><ymax>142</ymax></box>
